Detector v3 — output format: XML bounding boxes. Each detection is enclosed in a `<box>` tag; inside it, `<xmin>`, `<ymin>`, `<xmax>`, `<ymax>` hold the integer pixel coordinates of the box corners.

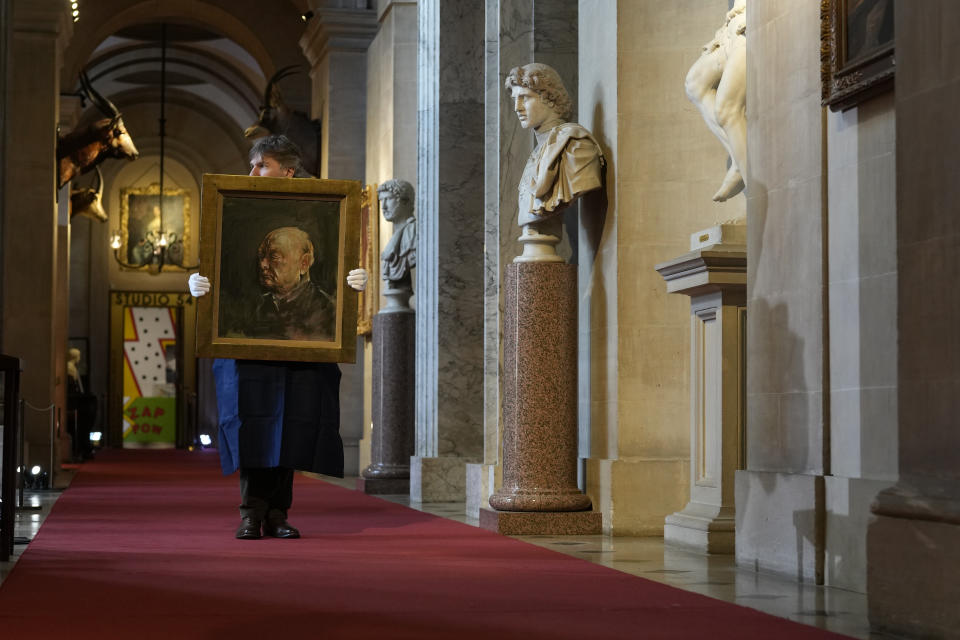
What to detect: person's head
<box><xmin>68</xmin><ymin>348</ymin><xmax>81</xmax><ymax>365</ymax></box>
<box><xmin>377</xmin><ymin>179</ymin><xmax>415</xmax><ymax>223</ymax></box>
<box><xmin>504</xmin><ymin>63</ymin><xmax>572</xmax><ymax>130</ymax></box>
<box><xmin>249</xmin><ymin>134</ymin><xmax>309</xmax><ymax>178</ymax></box>
<box><xmin>257</xmin><ymin>226</ymin><xmax>315</xmax><ymax>297</ymax></box>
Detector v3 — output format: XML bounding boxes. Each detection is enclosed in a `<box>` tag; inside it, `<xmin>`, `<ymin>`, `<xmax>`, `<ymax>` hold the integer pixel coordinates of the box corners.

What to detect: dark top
<box><xmin>252</xmin><ymin>280</ymin><xmax>335</xmax><ymax>341</ymax></box>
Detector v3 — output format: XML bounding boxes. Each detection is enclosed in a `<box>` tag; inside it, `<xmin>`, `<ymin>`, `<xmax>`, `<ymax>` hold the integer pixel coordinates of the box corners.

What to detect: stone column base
<box><xmin>479</xmin><ymin>507</ymin><xmax>602</xmax><ymax>535</ymax></box>
<box><xmin>735</xmin><ymin>470</ymin><xmax>821</xmax><ymax>581</ymax></box>
<box><xmin>410</xmin><ymin>456</ymin><xmax>466</xmax><ymax>502</ymax></box>
<box><xmin>465</xmin><ymin>462</ymin><xmax>498</xmax><ymax>519</ymax></box>
<box><xmin>868</xmin><ymin>485</ymin><xmax>960</xmax><ymax>638</ymax></box>
<box><xmin>664</xmin><ymin>503</ymin><xmax>735</xmax><ymax>554</ymax></box>
<box><xmin>586</xmin><ymin>457</ymin><xmax>690</xmax><ymax>536</ymax></box>
<box><xmin>356</xmin><ymin>477</ymin><xmax>410</xmax><ymax>495</ymax></box>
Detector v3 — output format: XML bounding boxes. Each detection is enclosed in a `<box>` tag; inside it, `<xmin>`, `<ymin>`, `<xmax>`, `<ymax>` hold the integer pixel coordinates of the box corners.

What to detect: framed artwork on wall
<box><xmin>821</xmin><ymin>0</ymin><xmax>895</xmax><ymax>111</ymax></box>
<box><xmin>195</xmin><ymin>174</ymin><xmax>361</xmax><ymax>363</ymax></box>
<box><xmin>357</xmin><ymin>183</ymin><xmax>380</xmax><ymax>336</ymax></box>
<box><xmin>119</xmin><ymin>183</ymin><xmax>192</xmax><ymax>269</ymax></box>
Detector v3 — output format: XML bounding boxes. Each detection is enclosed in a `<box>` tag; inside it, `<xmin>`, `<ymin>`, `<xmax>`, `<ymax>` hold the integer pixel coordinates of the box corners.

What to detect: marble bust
<box><xmin>377</xmin><ymin>179</ymin><xmax>416</xmax><ymax>310</ymax></box>
<box><xmin>505</xmin><ymin>63</ymin><xmax>604</xmax><ymax>262</ymax></box>
<box><xmin>684</xmin><ymin>0</ymin><xmax>747</xmax><ymax>202</ymax></box>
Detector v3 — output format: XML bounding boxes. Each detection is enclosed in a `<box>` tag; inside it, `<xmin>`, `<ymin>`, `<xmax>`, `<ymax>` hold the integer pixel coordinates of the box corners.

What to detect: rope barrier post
<box><xmin>17</xmin><ymin>397</ymin><xmax>24</xmax><ymax>508</ymax></box>
<box><xmin>49</xmin><ymin>407</ymin><xmax>56</xmax><ymax>489</ymax></box>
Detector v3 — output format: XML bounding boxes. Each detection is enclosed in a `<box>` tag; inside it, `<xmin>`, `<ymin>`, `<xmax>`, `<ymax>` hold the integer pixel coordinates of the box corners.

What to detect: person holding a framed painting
<box><xmin>189</xmin><ymin>134</ymin><xmax>367</xmax><ymax>540</ymax></box>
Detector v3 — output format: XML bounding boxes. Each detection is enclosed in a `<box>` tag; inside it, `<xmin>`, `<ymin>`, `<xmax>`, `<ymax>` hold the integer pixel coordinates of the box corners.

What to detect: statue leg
<box><xmin>684</xmin><ymin>48</ymin><xmax>729</xmax><ymax>150</ymax></box>
<box><xmin>712</xmin><ymin>40</ymin><xmax>747</xmax><ymax>202</ymax></box>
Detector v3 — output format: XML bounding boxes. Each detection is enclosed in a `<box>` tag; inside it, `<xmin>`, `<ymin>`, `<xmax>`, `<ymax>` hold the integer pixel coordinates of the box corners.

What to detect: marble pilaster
<box><xmin>473</xmin><ymin>0</ymin><xmax>578</xmax><ymax>519</ymax></box>
<box><xmin>2</xmin><ymin>0</ymin><xmax>72</xmax><ymax>475</ymax></box>
<box><xmin>414</xmin><ymin>0</ymin><xmax>485</xmax><ymax>501</ymax></box>
<box><xmin>300</xmin><ymin>5</ymin><xmax>377</xmax><ymax>475</ymax></box>
<box><xmin>866</xmin><ymin>2</ymin><xmax>960</xmax><ymax>636</ymax></box>
<box><xmin>738</xmin><ymin>0</ymin><xmax>825</xmax><ymax>582</ymax></box>
<box><xmin>656</xmin><ymin>227</ymin><xmax>747</xmax><ymax>554</ymax></box>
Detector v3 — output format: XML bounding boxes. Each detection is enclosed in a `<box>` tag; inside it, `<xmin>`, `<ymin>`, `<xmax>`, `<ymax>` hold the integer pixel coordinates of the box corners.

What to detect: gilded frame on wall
<box><xmin>357</xmin><ymin>184</ymin><xmax>380</xmax><ymax>336</ymax></box>
<box><xmin>119</xmin><ymin>183</ymin><xmax>192</xmax><ymax>270</ymax></box>
<box><xmin>821</xmin><ymin>0</ymin><xmax>895</xmax><ymax>111</ymax></box>
<box><xmin>196</xmin><ymin>174</ymin><xmax>361</xmax><ymax>364</ymax></box>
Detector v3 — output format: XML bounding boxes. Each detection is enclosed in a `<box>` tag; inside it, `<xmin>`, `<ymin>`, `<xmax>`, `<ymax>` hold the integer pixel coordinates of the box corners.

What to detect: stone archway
<box><xmin>62</xmin><ymin>1</ymin><xmax>279</xmax><ymax>85</ymax></box>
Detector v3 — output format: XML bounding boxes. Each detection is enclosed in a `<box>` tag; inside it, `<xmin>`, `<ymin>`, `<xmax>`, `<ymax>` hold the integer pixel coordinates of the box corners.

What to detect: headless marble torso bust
<box><xmin>507</xmin><ymin>63</ymin><xmax>604</xmax><ymax>263</ymax></box>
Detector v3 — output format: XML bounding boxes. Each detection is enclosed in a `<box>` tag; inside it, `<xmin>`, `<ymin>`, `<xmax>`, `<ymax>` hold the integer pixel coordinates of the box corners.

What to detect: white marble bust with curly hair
<box><xmin>505</xmin><ymin>63</ymin><xmax>604</xmax><ymax>262</ymax></box>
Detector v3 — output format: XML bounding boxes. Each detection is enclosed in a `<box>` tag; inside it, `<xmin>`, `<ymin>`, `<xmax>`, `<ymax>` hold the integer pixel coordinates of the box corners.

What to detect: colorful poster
<box><xmin>122</xmin><ymin>307</ymin><xmax>177</xmax><ymax>446</ymax></box>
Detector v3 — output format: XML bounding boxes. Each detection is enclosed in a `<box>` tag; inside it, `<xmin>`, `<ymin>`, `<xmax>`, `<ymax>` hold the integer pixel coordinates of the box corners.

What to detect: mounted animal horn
<box><xmin>69</xmin><ymin>165</ymin><xmax>108</xmax><ymax>222</ymax></box>
<box><xmin>80</xmin><ymin>70</ymin><xmax>120</xmax><ymax>119</ymax></box>
<box><xmin>263</xmin><ymin>65</ymin><xmax>301</xmax><ymax>107</ymax></box>
<box><xmin>94</xmin><ymin>164</ymin><xmax>104</xmax><ymax>199</ymax></box>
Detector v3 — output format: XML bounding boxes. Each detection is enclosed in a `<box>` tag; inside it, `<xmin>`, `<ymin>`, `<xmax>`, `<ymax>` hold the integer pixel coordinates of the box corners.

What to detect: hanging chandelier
<box><xmin>110</xmin><ymin>23</ymin><xmax>197</xmax><ymax>273</ymax></box>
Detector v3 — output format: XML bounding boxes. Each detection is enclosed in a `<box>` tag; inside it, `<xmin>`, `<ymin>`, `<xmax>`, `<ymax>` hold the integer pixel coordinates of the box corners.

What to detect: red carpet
<box><xmin>0</xmin><ymin>449</ymin><xmax>851</xmax><ymax>639</ymax></box>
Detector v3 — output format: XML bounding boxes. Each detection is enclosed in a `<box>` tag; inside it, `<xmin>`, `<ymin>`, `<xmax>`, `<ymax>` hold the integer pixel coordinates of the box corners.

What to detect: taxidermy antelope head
<box><xmin>244</xmin><ymin>65</ymin><xmax>323</xmax><ymax>177</ymax></box>
<box><xmin>69</xmin><ymin>166</ymin><xmax>107</xmax><ymax>222</ymax></box>
<box><xmin>57</xmin><ymin>70</ymin><xmax>139</xmax><ymax>189</ymax></box>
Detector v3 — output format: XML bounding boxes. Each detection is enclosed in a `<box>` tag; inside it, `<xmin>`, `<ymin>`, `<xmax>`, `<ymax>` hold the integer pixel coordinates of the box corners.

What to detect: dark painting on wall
<box><xmin>822</xmin><ymin>0</ymin><xmax>895</xmax><ymax>111</ymax></box>
<box><xmin>119</xmin><ymin>184</ymin><xmax>191</xmax><ymax>269</ymax></box>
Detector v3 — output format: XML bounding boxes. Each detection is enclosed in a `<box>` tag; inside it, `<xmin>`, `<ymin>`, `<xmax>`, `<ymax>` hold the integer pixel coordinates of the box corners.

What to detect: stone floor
<box><xmin>2</xmin><ymin>477</ymin><xmax>885</xmax><ymax>639</ymax></box>
<box><xmin>345</xmin><ymin>478</ymin><xmax>885</xmax><ymax>640</ymax></box>
<box><xmin>0</xmin><ymin>490</ymin><xmax>60</xmax><ymax>585</ymax></box>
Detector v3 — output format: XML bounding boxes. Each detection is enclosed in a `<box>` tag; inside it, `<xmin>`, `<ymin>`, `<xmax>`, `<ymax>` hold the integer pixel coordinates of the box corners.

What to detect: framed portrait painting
<box><xmin>821</xmin><ymin>0</ymin><xmax>895</xmax><ymax>111</ymax></box>
<box><xmin>357</xmin><ymin>184</ymin><xmax>380</xmax><ymax>336</ymax></box>
<box><xmin>119</xmin><ymin>183</ymin><xmax>192</xmax><ymax>269</ymax></box>
<box><xmin>196</xmin><ymin>174</ymin><xmax>361</xmax><ymax>363</ymax></box>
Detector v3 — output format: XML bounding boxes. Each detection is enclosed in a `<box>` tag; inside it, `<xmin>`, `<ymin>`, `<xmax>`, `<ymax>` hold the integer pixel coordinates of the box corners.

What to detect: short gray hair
<box><xmin>249</xmin><ymin>134</ymin><xmax>311</xmax><ymax>177</ymax></box>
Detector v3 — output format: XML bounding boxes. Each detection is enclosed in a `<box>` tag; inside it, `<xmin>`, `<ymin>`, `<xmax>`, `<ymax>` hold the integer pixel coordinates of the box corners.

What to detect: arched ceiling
<box><xmin>61</xmin><ymin>0</ymin><xmax>321</xmax><ymax>185</ymax></box>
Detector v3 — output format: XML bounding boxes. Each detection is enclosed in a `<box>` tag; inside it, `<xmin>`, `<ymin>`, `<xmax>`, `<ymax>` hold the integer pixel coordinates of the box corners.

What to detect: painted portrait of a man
<box><xmin>215</xmin><ymin>195</ymin><xmax>341</xmax><ymax>343</ymax></box>
<box><xmin>250</xmin><ymin>226</ymin><xmax>334</xmax><ymax>340</ymax></box>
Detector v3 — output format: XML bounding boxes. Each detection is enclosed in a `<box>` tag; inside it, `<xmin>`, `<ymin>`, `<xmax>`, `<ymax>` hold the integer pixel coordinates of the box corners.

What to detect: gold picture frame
<box><xmin>196</xmin><ymin>174</ymin><xmax>361</xmax><ymax>363</ymax></box>
<box><xmin>821</xmin><ymin>0</ymin><xmax>895</xmax><ymax>111</ymax></box>
<box><xmin>119</xmin><ymin>183</ymin><xmax>192</xmax><ymax>270</ymax></box>
<box><xmin>357</xmin><ymin>184</ymin><xmax>380</xmax><ymax>336</ymax></box>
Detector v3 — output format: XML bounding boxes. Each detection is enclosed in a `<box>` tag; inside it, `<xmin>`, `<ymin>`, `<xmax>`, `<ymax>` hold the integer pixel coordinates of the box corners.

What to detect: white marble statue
<box><xmin>505</xmin><ymin>63</ymin><xmax>605</xmax><ymax>262</ymax></box>
<box><xmin>378</xmin><ymin>179</ymin><xmax>416</xmax><ymax>310</ymax></box>
<box><xmin>685</xmin><ymin>0</ymin><xmax>747</xmax><ymax>203</ymax></box>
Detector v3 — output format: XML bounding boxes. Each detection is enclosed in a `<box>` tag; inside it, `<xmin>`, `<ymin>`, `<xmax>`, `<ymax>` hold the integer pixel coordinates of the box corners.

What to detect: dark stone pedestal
<box><xmin>359</xmin><ymin>308</ymin><xmax>415</xmax><ymax>494</ymax></box>
<box><xmin>488</xmin><ymin>262</ymin><xmax>591</xmax><ymax>513</ymax></box>
<box><xmin>479</xmin><ymin>507</ymin><xmax>602</xmax><ymax>535</ymax></box>
<box><xmin>356</xmin><ymin>476</ymin><xmax>410</xmax><ymax>495</ymax></box>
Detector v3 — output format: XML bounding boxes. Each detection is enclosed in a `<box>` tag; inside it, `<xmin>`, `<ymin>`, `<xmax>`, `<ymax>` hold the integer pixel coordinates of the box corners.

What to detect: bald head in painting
<box><xmin>252</xmin><ymin>226</ymin><xmax>335</xmax><ymax>340</ymax></box>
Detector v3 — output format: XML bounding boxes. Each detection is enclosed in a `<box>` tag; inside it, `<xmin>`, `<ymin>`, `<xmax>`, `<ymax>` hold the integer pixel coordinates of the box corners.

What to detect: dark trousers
<box><xmin>239</xmin><ymin>467</ymin><xmax>294</xmax><ymax>521</ymax></box>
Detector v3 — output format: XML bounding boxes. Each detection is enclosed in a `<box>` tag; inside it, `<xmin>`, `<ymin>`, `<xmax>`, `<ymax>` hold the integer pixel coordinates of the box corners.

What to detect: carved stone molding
<box><xmin>299</xmin><ymin>6</ymin><xmax>378</xmax><ymax>69</ymax></box>
<box><xmin>13</xmin><ymin>0</ymin><xmax>73</xmax><ymax>54</ymax></box>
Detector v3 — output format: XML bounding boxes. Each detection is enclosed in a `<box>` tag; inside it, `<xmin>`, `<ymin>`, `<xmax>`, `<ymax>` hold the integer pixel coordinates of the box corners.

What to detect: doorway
<box><xmin>109</xmin><ymin>291</ymin><xmax>197</xmax><ymax>449</ymax></box>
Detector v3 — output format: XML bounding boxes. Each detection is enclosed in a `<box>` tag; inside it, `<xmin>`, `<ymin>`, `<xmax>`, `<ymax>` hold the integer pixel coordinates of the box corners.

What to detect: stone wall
<box><xmin>737</xmin><ymin>0</ymin><xmax>825</xmax><ymax>581</ymax></box>
<box><xmin>867</xmin><ymin>2</ymin><xmax>960</xmax><ymax>635</ymax></box>
<box><xmin>739</xmin><ymin>0</ymin><xmax>898</xmax><ymax>592</ymax></box>
<box><xmin>360</xmin><ymin>0</ymin><xmax>418</xmax><ymax>473</ymax></box>
<box><xmin>581</xmin><ymin>0</ymin><xmax>743</xmax><ymax>536</ymax></box>
<box><xmin>824</xmin><ymin>94</ymin><xmax>897</xmax><ymax>591</ymax></box>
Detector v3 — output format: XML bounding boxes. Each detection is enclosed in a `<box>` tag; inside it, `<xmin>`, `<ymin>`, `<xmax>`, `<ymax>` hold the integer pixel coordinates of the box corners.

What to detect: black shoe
<box><xmin>264</xmin><ymin>518</ymin><xmax>300</xmax><ymax>539</ymax></box>
<box><xmin>235</xmin><ymin>517</ymin><xmax>262</xmax><ymax>540</ymax></box>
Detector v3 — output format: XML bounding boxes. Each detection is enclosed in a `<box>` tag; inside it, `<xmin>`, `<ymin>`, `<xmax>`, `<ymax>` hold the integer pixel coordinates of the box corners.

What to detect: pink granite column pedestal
<box><xmin>357</xmin><ymin>308</ymin><xmax>415</xmax><ymax>495</ymax></box>
<box><xmin>481</xmin><ymin>263</ymin><xmax>601</xmax><ymax>535</ymax></box>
